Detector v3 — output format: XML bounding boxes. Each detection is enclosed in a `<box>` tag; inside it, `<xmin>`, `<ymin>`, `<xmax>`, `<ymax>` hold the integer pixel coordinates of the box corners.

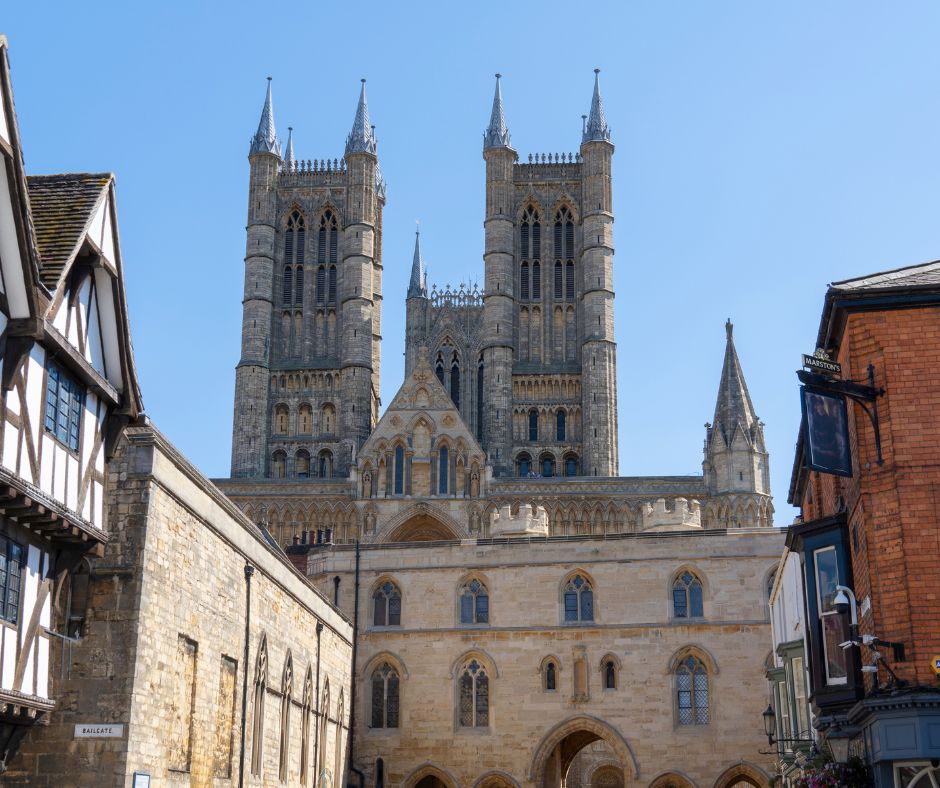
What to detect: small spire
<box><xmin>249</xmin><ymin>77</ymin><xmax>281</xmax><ymax>156</ymax></box>
<box><xmin>711</xmin><ymin>320</ymin><xmax>759</xmax><ymax>446</ymax></box>
<box><xmin>484</xmin><ymin>73</ymin><xmax>512</xmax><ymax>150</ymax></box>
<box><xmin>346</xmin><ymin>79</ymin><xmax>377</xmax><ymax>156</ymax></box>
<box><xmin>582</xmin><ymin>68</ymin><xmax>611</xmax><ymax>144</ymax></box>
<box><xmin>284</xmin><ymin>127</ymin><xmax>295</xmax><ymax>168</ymax></box>
<box><xmin>408</xmin><ymin>223</ymin><xmax>428</xmax><ymax>298</ymax></box>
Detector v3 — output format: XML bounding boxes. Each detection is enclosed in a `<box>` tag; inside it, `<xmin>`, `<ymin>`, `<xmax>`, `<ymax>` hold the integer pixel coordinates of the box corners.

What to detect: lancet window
<box><xmin>457</xmin><ymin>659</ymin><xmax>489</xmax><ymax>728</ymax></box>
<box><xmin>676</xmin><ymin>656</ymin><xmax>709</xmax><ymax>725</ymax></box>
<box><xmin>283</xmin><ymin>211</ymin><xmax>305</xmax><ymax>306</ymax></box>
<box><xmin>563</xmin><ymin>574</ymin><xmax>594</xmax><ymax>622</ymax></box>
<box><xmin>673</xmin><ymin>571</ymin><xmax>704</xmax><ymax>618</ymax></box>
<box><xmin>460</xmin><ymin>579</ymin><xmax>489</xmax><ymax>625</ymax></box>
<box><xmin>373</xmin><ymin>581</ymin><xmax>402</xmax><ymax>627</ymax></box>
<box><xmin>370</xmin><ymin>662</ymin><xmax>400</xmax><ymax>729</ymax></box>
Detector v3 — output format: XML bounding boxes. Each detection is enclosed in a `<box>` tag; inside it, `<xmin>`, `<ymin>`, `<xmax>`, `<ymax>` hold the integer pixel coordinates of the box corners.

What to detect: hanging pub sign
<box><xmin>801</xmin><ymin>387</ymin><xmax>853</xmax><ymax>477</ymax></box>
<box><xmin>802</xmin><ymin>348</ymin><xmax>841</xmax><ymax>376</ymax></box>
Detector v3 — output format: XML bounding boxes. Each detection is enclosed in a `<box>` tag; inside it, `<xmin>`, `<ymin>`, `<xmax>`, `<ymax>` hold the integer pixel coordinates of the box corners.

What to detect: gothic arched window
<box><xmin>673</xmin><ymin>571</ymin><xmax>704</xmax><ymax>618</ymax></box>
<box><xmin>278</xmin><ymin>651</ymin><xmax>293</xmax><ymax>782</ymax></box>
<box><xmin>319</xmin><ymin>210</ymin><xmax>338</xmax><ymax>264</ymax></box>
<box><xmin>554</xmin><ymin>261</ymin><xmax>563</xmax><ymax>299</ymax></box>
<box><xmin>317</xmin><ymin>450</ymin><xmax>333</xmax><ymax>479</ymax></box>
<box><xmin>317</xmin><ymin>680</ymin><xmax>330</xmax><ymax>782</ymax></box>
<box><xmin>564</xmin><ymin>574</ymin><xmax>594</xmax><ymax>622</ymax></box>
<box><xmin>604</xmin><ymin>659</ymin><xmax>617</xmax><ymax>690</ymax></box>
<box><xmin>564</xmin><ymin>453</ymin><xmax>579</xmax><ymax>478</ymax></box>
<box><xmin>435</xmin><ymin>354</ymin><xmax>445</xmax><ymax>386</ymax></box>
<box><xmin>565</xmin><ymin>261</ymin><xmax>575</xmax><ymax>300</ymax></box>
<box><xmin>545</xmin><ymin>661</ymin><xmax>557</xmax><ymax>691</ymax></box>
<box><xmin>394</xmin><ymin>446</ymin><xmax>404</xmax><ymax>495</ymax></box>
<box><xmin>676</xmin><ymin>656</ymin><xmax>709</xmax><ymax>725</ymax></box>
<box><xmin>373</xmin><ymin>581</ymin><xmax>401</xmax><ymax>627</ymax></box>
<box><xmin>460</xmin><ymin>578</ymin><xmax>489</xmax><ymax>624</ymax></box>
<box><xmin>299</xmin><ymin>404</ymin><xmax>313</xmax><ymax>433</ymax></box>
<box><xmin>370</xmin><ymin>662</ymin><xmax>400</xmax><ymax>729</ymax></box>
<box><xmin>520</xmin><ymin>262</ymin><xmax>529</xmax><ymax>301</ymax></box>
<box><xmin>295</xmin><ymin>449</ymin><xmax>310</xmax><ymax>479</ymax></box>
<box><xmin>271</xmin><ymin>451</ymin><xmax>286</xmax><ymax>480</ymax></box>
<box><xmin>439</xmin><ymin>445</ymin><xmax>449</xmax><ymax>494</ymax></box>
<box><xmin>274</xmin><ymin>404</ymin><xmax>289</xmax><ymax>434</ymax></box>
<box><xmin>250</xmin><ymin>634</ymin><xmax>268</xmax><ymax>776</ymax></box>
<box><xmin>477</xmin><ymin>355</ymin><xmax>484</xmax><ymax>441</ymax></box>
<box><xmin>450</xmin><ymin>355</ymin><xmax>460</xmax><ymax>408</ymax></box>
<box><xmin>300</xmin><ymin>667</ymin><xmax>313</xmax><ymax>783</ymax></box>
<box><xmin>540</xmin><ymin>453</ymin><xmax>555</xmax><ymax>478</ymax></box>
<box><xmin>295</xmin><ymin>265</ymin><xmax>304</xmax><ymax>305</ymax></box>
<box><xmin>556</xmin><ymin>410</ymin><xmax>566</xmax><ymax>441</ymax></box>
<box><xmin>457</xmin><ymin>659</ymin><xmax>489</xmax><ymax>728</ymax></box>
<box><xmin>528</xmin><ymin>409</ymin><xmax>538</xmax><ymax>442</ymax></box>
<box><xmin>532</xmin><ymin>261</ymin><xmax>541</xmax><ymax>300</ymax></box>
<box><xmin>328</xmin><ymin>265</ymin><xmax>337</xmax><ymax>303</ymax></box>
<box><xmin>321</xmin><ymin>403</ymin><xmax>335</xmax><ymax>434</ymax></box>
<box><xmin>517</xmin><ymin>453</ymin><xmax>531</xmax><ymax>477</ymax></box>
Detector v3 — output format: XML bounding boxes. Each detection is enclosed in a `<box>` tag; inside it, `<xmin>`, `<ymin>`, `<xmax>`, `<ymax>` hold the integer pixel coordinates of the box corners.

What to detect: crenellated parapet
<box><xmin>490</xmin><ymin>503</ymin><xmax>549</xmax><ymax>537</ymax></box>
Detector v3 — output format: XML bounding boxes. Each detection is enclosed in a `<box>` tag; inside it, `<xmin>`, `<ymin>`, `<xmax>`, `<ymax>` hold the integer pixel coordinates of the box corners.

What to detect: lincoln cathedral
<box><xmin>215</xmin><ymin>71</ymin><xmax>784</xmax><ymax>788</ymax></box>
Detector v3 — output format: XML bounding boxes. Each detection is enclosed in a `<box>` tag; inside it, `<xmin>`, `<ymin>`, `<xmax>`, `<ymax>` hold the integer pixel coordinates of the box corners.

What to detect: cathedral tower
<box><xmin>230</xmin><ymin>79</ymin><xmax>384</xmax><ymax>480</ymax></box>
<box><xmin>474</xmin><ymin>71</ymin><xmax>619</xmax><ymax>477</ymax></box>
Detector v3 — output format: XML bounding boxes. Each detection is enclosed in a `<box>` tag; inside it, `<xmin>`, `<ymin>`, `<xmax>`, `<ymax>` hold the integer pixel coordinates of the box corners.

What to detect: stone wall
<box><xmin>302</xmin><ymin>527</ymin><xmax>784</xmax><ymax>788</ymax></box>
<box><xmin>7</xmin><ymin>421</ymin><xmax>353</xmax><ymax>787</ymax></box>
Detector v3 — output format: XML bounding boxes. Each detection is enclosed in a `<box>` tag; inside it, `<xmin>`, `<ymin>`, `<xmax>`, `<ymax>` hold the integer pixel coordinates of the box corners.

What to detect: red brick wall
<box><xmin>799</xmin><ymin>306</ymin><xmax>940</xmax><ymax>686</ymax></box>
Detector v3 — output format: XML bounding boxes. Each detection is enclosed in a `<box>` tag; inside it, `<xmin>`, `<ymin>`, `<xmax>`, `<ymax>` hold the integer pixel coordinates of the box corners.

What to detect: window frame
<box><xmin>0</xmin><ymin>535</ymin><xmax>24</xmax><ymax>626</ymax></box>
<box><xmin>372</xmin><ymin>580</ymin><xmax>402</xmax><ymax>629</ymax></box>
<box><xmin>458</xmin><ymin>577</ymin><xmax>489</xmax><ymax>626</ymax></box>
<box><xmin>456</xmin><ymin>658</ymin><xmax>490</xmax><ymax>731</ymax></box>
<box><xmin>675</xmin><ymin>654</ymin><xmax>709</xmax><ymax>727</ymax></box>
<box><xmin>369</xmin><ymin>661</ymin><xmax>400</xmax><ymax>731</ymax></box>
<box><xmin>44</xmin><ymin>361</ymin><xmax>84</xmax><ymax>453</ymax></box>
<box><xmin>562</xmin><ymin>573</ymin><xmax>595</xmax><ymax>624</ymax></box>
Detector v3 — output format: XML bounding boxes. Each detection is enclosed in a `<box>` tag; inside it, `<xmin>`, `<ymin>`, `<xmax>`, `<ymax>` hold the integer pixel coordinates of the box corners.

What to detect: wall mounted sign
<box><xmin>802</xmin><ymin>349</ymin><xmax>841</xmax><ymax>376</ymax></box>
<box><xmin>801</xmin><ymin>387</ymin><xmax>853</xmax><ymax>477</ymax></box>
<box><xmin>74</xmin><ymin>723</ymin><xmax>124</xmax><ymax>738</ymax></box>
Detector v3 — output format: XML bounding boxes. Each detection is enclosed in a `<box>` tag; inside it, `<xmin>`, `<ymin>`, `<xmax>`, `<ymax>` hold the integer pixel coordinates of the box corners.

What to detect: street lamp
<box><xmin>826</xmin><ymin>726</ymin><xmax>854</xmax><ymax>764</ymax></box>
<box><xmin>761</xmin><ymin>704</ymin><xmax>818</xmax><ymax>751</ymax></box>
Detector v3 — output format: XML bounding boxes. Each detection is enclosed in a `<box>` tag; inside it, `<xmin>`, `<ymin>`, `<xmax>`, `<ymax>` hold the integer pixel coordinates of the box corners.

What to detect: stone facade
<box><xmin>8</xmin><ymin>422</ymin><xmax>353</xmax><ymax>787</ymax></box>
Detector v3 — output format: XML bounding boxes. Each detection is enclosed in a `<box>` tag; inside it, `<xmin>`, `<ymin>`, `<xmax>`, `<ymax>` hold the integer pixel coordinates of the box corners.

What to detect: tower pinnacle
<box><xmin>284</xmin><ymin>127</ymin><xmax>295</xmax><ymax>168</ymax></box>
<box><xmin>711</xmin><ymin>319</ymin><xmax>759</xmax><ymax>446</ymax></box>
<box><xmin>483</xmin><ymin>73</ymin><xmax>512</xmax><ymax>150</ymax></box>
<box><xmin>582</xmin><ymin>68</ymin><xmax>611</xmax><ymax>144</ymax></box>
<box><xmin>408</xmin><ymin>224</ymin><xmax>428</xmax><ymax>298</ymax></box>
<box><xmin>345</xmin><ymin>79</ymin><xmax>377</xmax><ymax>156</ymax></box>
<box><xmin>249</xmin><ymin>77</ymin><xmax>281</xmax><ymax>156</ymax></box>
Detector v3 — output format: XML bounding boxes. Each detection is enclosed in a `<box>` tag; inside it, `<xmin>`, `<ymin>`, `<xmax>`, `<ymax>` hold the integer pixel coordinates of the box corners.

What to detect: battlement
<box><xmin>279</xmin><ymin>158</ymin><xmax>348</xmax><ymax>187</ymax></box>
<box><xmin>641</xmin><ymin>497</ymin><xmax>703</xmax><ymax>532</ymax></box>
<box><xmin>514</xmin><ymin>152</ymin><xmax>582</xmax><ymax>183</ymax></box>
<box><xmin>428</xmin><ymin>283</ymin><xmax>483</xmax><ymax>308</ymax></box>
<box><xmin>490</xmin><ymin>503</ymin><xmax>549</xmax><ymax>538</ymax></box>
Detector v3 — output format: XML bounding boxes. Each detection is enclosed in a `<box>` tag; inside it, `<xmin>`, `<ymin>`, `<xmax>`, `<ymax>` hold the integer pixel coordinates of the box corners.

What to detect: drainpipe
<box><xmin>238</xmin><ymin>562</ymin><xmax>254</xmax><ymax>788</ymax></box>
<box><xmin>313</xmin><ymin>619</ymin><xmax>323</xmax><ymax>781</ymax></box>
<box><xmin>347</xmin><ymin>541</ymin><xmax>364</xmax><ymax>788</ymax></box>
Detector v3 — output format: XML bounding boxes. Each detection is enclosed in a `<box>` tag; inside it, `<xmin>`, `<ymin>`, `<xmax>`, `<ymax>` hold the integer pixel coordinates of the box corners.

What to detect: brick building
<box><xmin>786</xmin><ymin>261</ymin><xmax>940</xmax><ymax>786</ymax></box>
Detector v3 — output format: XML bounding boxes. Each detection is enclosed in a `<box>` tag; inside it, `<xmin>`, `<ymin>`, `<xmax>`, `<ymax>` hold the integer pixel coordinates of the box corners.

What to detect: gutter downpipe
<box><xmin>313</xmin><ymin>619</ymin><xmax>324</xmax><ymax>781</ymax></box>
<box><xmin>238</xmin><ymin>562</ymin><xmax>255</xmax><ymax>788</ymax></box>
<box><xmin>347</xmin><ymin>540</ymin><xmax>364</xmax><ymax>788</ymax></box>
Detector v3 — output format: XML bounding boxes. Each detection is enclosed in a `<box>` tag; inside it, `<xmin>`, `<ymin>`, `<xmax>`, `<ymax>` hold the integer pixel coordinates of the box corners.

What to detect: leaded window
<box><xmin>370</xmin><ymin>663</ymin><xmax>400</xmax><ymax>729</ymax></box>
<box><xmin>0</xmin><ymin>536</ymin><xmax>24</xmax><ymax>624</ymax></box>
<box><xmin>565</xmin><ymin>261</ymin><xmax>575</xmax><ymax>299</ymax></box>
<box><xmin>373</xmin><ymin>581</ymin><xmax>401</xmax><ymax>627</ymax></box>
<box><xmin>520</xmin><ymin>262</ymin><xmax>529</xmax><ymax>301</ymax></box>
<box><xmin>458</xmin><ymin>659</ymin><xmax>489</xmax><ymax>728</ymax></box>
<box><xmin>460</xmin><ymin>579</ymin><xmax>489</xmax><ymax>624</ymax></box>
<box><xmin>44</xmin><ymin>362</ymin><xmax>84</xmax><ymax>451</ymax></box>
<box><xmin>532</xmin><ymin>261</ymin><xmax>541</xmax><ymax>300</ymax></box>
<box><xmin>554</xmin><ymin>262</ymin><xmax>563</xmax><ymax>299</ymax></box>
<box><xmin>676</xmin><ymin>656</ymin><xmax>709</xmax><ymax>725</ymax></box>
<box><xmin>673</xmin><ymin>571</ymin><xmax>704</xmax><ymax>618</ymax></box>
<box><xmin>563</xmin><ymin>575</ymin><xmax>593</xmax><ymax>622</ymax></box>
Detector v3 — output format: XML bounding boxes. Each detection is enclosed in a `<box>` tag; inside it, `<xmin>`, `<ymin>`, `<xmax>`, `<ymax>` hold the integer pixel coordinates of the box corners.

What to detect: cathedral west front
<box><xmin>217</xmin><ymin>70</ymin><xmax>783</xmax><ymax>788</ymax></box>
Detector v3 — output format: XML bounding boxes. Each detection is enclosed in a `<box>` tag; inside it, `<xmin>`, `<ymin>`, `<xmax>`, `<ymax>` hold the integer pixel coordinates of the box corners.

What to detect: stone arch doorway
<box><xmin>402</xmin><ymin>763</ymin><xmax>459</xmax><ymax>788</ymax></box>
<box><xmin>529</xmin><ymin>715</ymin><xmax>639</xmax><ymax>788</ymax></box>
<box><xmin>712</xmin><ymin>763</ymin><xmax>769</xmax><ymax>788</ymax></box>
<box><xmin>377</xmin><ymin>504</ymin><xmax>466</xmax><ymax>543</ymax></box>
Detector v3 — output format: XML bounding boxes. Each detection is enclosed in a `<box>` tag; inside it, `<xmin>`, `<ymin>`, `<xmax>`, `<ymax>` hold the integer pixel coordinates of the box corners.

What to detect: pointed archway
<box><xmin>376</xmin><ymin>503</ymin><xmax>466</xmax><ymax>542</ymax></box>
<box><xmin>528</xmin><ymin>715</ymin><xmax>639</xmax><ymax>788</ymax></box>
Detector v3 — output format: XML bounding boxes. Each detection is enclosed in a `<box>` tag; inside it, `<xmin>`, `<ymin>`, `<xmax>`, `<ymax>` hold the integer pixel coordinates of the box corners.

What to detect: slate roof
<box><xmin>26</xmin><ymin>173</ymin><xmax>110</xmax><ymax>289</ymax></box>
<box><xmin>830</xmin><ymin>260</ymin><xmax>940</xmax><ymax>292</ymax></box>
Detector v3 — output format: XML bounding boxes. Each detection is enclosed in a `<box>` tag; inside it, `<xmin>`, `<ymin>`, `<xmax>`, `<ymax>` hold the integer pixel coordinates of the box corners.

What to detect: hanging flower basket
<box><xmin>793</xmin><ymin>755</ymin><xmax>872</xmax><ymax>788</ymax></box>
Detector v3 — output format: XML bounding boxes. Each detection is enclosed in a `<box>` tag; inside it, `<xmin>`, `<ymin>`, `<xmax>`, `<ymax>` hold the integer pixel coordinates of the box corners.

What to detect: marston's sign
<box><xmin>802</xmin><ymin>351</ymin><xmax>842</xmax><ymax>375</ymax></box>
<box><xmin>74</xmin><ymin>723</ymin><xmax>124</xmax><ymax>738</ymax></box>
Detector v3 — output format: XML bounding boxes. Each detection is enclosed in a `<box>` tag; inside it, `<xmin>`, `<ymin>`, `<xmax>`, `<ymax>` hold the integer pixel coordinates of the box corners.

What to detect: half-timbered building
<box><xmin>0</xmin><ymin>33</ymin><xmax>142</xmax><ymax>768</ymax></box>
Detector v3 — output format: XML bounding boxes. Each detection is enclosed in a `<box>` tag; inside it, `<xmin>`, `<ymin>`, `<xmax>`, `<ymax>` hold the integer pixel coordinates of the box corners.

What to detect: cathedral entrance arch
<box><xmin>711</xmin><ymin>763</ymin><xmax>768</xmax><ymax>788</ymax></box>
<box><xmin>377</xmin><ymin>504</ymin><xmax>466</xmax><ymax>543</ymax></box>
<box><xmin>402</xmin><ymin>763</ymin><xmax>459</xmax><ymax>788</ymax></box>
<box><xmin>529</xmin><ymin>715</ymin><xmax>639</xmax><ymax>788</ymax></box>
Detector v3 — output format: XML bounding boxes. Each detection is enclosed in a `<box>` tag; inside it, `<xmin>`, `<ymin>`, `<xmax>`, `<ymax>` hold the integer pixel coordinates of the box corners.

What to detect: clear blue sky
<box><xmin>5</xmin><ymin>3</ymin><xmax>940</xmax><ymax>520</ymax></box>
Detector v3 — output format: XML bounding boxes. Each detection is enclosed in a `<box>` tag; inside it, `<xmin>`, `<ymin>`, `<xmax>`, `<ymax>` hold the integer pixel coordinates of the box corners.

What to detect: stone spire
<box><xmin>345</xmin><ymin>79</ymin><xmax>377</xmax><ymax>156</ymax></box>
<box><xmin>249</xmin><ymin>77</ymin><xmax>281</xmax><ymax>156</ymax></box>
<box><xmin>408</xmin><ymin>225</ymin><xmax>428</xmax><ymax>298</ymax></box>
<box><xmin>483</xmin><ymin>73</ymin><xmax>512</xmax><ymax>149</ymax></box>
<box><xmin>711</xmin><ymin>319</ymin><xmax>760</xmax><ymax>446</ymax></box>
<box><xmin>283</xmin><ymin>126</ymin><xmax>295</xmax><ymax>168</ymax></box>
<box><xmin>582</xmin><ymin>68</ymin><xmax>611</xmax><ymax>144</ymax></box>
